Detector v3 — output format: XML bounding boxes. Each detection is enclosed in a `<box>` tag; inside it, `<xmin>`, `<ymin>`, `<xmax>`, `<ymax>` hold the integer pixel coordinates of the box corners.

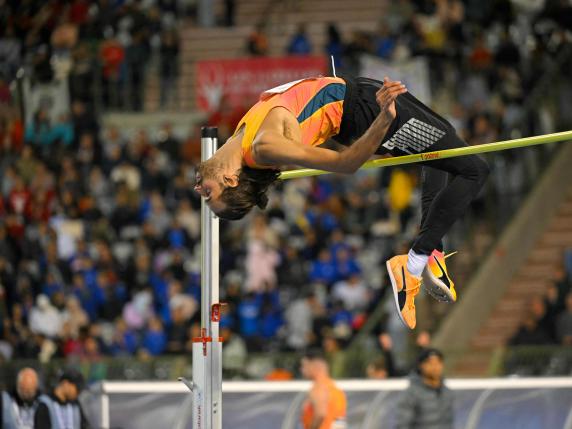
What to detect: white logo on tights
<box><xmin>382</xmin><ymin>118</ymin><xmax>446</xmax><ymax>154</ymax></box>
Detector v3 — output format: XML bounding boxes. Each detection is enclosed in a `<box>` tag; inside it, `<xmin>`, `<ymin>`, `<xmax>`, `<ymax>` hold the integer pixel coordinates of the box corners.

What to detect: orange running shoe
<box><xmin>386</xmin><ymin>255</ymin><xmax>421</xmax><ymax>329</ymax></box>
<box><xmin>422</xmin><ymin>250</ymin><xmax>457</xmax><ymax>303</ymax></box>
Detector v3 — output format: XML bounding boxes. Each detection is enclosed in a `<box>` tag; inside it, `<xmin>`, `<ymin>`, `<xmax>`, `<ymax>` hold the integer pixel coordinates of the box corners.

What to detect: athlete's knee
<box><xmin>474</xmin><ymin>156</ymin><xmax>490</xmax><ymax>187</ymax></box>
<box><xmin>462</xmin><ymin>155</ymin><xmax>489</xmax><ymax>187</ymax></box>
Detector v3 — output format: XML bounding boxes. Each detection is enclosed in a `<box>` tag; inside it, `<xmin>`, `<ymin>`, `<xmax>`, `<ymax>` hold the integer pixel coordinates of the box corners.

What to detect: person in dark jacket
<box><xmin>396</xmin><ymin>348</ymin><xmax>454</xmax><ymax>429</ymax></box>
<box><xmin>34</xmin><ymin>369</ymin><xmax>90</xmax><ymax>429</ymax></box>
<box><xmin>0</xmin><ymin>367</ymin><xmax>40</xmax><ymax>429</ymax></box>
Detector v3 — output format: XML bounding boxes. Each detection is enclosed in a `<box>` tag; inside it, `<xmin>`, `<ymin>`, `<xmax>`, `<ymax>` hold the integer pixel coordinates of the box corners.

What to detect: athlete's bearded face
<box><xmin>194</xmin><ymin>160</ymin><xmax>232</xmax><ymax>213</ymax></box>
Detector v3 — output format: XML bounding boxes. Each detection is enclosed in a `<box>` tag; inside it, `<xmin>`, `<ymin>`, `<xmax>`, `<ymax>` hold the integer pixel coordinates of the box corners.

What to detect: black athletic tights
<box><xmin>336</xmin><ymin>76</ymin><xmax>490</xmax><ymax>255</ymax></box>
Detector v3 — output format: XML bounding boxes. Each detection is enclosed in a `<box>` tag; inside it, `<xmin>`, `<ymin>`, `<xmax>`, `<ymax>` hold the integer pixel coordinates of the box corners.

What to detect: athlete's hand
<box><xmin>376</xmin><ymin>77</ymin><xmax>407</xmax><ymax>121</ymax></box>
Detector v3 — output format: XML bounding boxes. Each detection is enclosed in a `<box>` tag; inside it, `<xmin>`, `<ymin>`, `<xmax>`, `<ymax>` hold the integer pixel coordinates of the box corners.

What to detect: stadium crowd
<box><xmin>0</xmin><ymin>0</ymin><xmax>571</xmax><ymax>382</ymax></box>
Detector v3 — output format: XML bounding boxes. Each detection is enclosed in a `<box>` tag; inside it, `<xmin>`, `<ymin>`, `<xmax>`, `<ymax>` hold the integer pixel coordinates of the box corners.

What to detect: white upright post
<box><xmin>187</xmin><ymin>126</ymin><xmax>222</xmax><ymax>429</ymax></box>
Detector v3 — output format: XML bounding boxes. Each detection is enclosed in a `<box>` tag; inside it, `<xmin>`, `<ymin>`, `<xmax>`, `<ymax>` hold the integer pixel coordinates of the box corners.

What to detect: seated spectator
<box><xmin>0</xmin><ymin>368</ymin><xmax>39</xmax><ymax>428</ymax></box>
<box><xmin>123</xmin><ymin>290</ymin><xmax>154</xmax><ymax>330</ymax></box>
<box><xmin>246</xmin><ymin>23</ymin><xmax>269</xmax><ymax>56</ymax></box>
<box><xmin>367</xmin><ymin>358</ymin><xmax>389</xmax><ymax>379</ymax></box>
<box><xmin>309</xmin><ymin>249</ymin><xmax>337</xmax><ymax>286</ymax></box>
<box><xmin>259</xmin><ymin>297</ymin><xmax>283</xmax><ymax>340</ymax></box>
<box><xmin>29</xmin><ymin>295</ymin><xmax>63</xmax><ymax>339</ymax></box>
<box><xmin>110</xmin><ymin>318</ymin><xmax>138</xmax><ymax>356</ymax></box>
<box><xmin>166</xmin><ymin>305</ymin><xmax>189</xmax><ymax>354</ymax></box>
<box><xmin>237</xmin><ymin>293</ymin><xmax>261</xmax><ymax>344</ymax></box>
<box><xmin>222</xmin><ymin>327</ymin><xmax>247</xmax><ymax>378</ymax></box>
<box><xmin>42</xmin><ymin>272</ymin><xmax>64</xmax><ymax>298</ymax></box>
<box><xmin>34</xmin><ymin>368</ymin><xmax>89</xmax><ymax>429</ymax></box>
<box><xmin>142</xmin><ymin>316</ymin><xmax>167</xmax><ymax>356</ymax></box>
<box><xmin>61</xmin><ymin>296</ymin><xmax>89</xmax><ymax>338</ymax></box>
<box><xmin>556</xmin><ymin>292</ymin><xmax>572</xmax><ymax>346</ymax></box>
<box><xmin>333</xmin><ymin>247</ymin><xmax>361</xmax><ymax>281</ymax></box>
<box><xmin>284</xmin><ymin>293</ymin><xmax>320</xmax><ymax>350</ymax></box>
<box><xmin>323</xmin><ymin>334</ymin><xmax>346</xmax><ymax>378</ymax></box>
<box><xmin>374</xmin><ymin>23</ymin><xmax>396</xmax><ymax>59</ymax></box>
<box><xmin>287</xmin><ymin>24</ymin><xmax>312</xmax><ymax>55</ymax></box>
<box><xmin>509</xmin><ymin>314</ymin><xmax>552</xmax><ymax>346</ymax></box>
<box><xmin>324</xmin><ymin>23</ymin><xmax>344</xmax><ymax>69</ymax></box>
<box><xmin>332</xmin><ymin>274</ymin><xmax>370</xmax><ymax>313</ymax></box>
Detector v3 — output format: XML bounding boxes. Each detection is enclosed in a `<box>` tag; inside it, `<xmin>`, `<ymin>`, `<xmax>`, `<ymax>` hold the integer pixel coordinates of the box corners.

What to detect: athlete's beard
<box><xmin>197</xmin><ymin>159</ymin><xmax>227</xmax><ymax>186</ymax></box>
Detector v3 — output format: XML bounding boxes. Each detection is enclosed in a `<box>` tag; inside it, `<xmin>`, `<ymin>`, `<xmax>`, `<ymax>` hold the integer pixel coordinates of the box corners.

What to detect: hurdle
<box><xmin>181</xmin><ymin>128</ymin><xmax>572</xmax><ymax>429</ymax></box>
<box><xmin>181</xmin><ymin>126</ymin><xmax>223</xmax><ymax>429</ymax></box>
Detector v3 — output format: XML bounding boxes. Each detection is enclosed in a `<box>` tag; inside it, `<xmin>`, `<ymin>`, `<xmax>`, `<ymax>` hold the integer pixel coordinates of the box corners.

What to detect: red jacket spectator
<box><xmin>8</xmin><ymin>177</ymin><xmax>32</xmax><ymax>219</ymax></box>
<box><xmin>100</xmin><ymin>39</ymin><xmax>125</xmax><ymax>79</ymax></box>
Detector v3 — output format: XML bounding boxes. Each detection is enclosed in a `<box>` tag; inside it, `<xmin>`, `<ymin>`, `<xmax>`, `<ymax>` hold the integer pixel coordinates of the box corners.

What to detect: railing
<box><xmin>2</xmin><ymin>345</ymin><xmax>570</xmax><ymax>388</ymax></box>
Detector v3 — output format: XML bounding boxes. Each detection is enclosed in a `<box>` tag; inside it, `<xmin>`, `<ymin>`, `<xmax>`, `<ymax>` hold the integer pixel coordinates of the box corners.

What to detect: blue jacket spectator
<box><xmin>309</xmin><ymin>249</ymin><xmax>337</xmax><ymax>285</ymax></box>
<box><xmin>142</xmin><ymin>317</ymin><xmax>167</xmax><ymax>356</ymax></box>
<box><xmin>287</xmin><ymin>24</ymin><xmax>312</xmax><ymax>55</ymax></box>
<box><xmin>238</xmin><ymin>293</ymin><xmax>261</xmax><ymax>338</ymax></box>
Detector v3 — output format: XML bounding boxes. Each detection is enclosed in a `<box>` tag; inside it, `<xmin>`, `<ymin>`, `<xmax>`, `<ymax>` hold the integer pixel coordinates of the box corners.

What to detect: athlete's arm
<box><xmin>254</xmin><ymin>78</ymin><xmax>406</xmax><ymax>174</ymax></box>
<box><xmin>309</xmin><ymin>386</ymin><xmax>329</xmax><ymax>429</ymax></box>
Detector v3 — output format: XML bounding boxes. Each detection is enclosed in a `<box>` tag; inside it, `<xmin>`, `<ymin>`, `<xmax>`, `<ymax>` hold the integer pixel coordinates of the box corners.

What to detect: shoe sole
<box><xmin>422</xmin><ymin>269</ymin><xmax>456</xmax><ymax>303</ymax></box>
<box><xmin>386</xmin><ymin>260</ymin><xmax>409</xmax><ymax>328</ymax></box>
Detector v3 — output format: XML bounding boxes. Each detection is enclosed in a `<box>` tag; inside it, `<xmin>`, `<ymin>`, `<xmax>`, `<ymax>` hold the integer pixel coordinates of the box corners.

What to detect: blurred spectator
<box><xmin>247</xmin><ymin>23</ymin><xmax>269</xmax><ymax>56</ymax></box>
<box><xmin>62</xmin><ymin>295</ymin><xmax>89</xmax><ymax>338</ymax></box>
<box><xmin>0</xmin><ymin>367</ymin><xmax>39</xmax><ymax>428</ymax></box>
<box><xmin>556</xmin><ymin>292</ymin><xmax>572</xmax><ymax>346</ymax></box>
<box><xmin>142</xmin><ymin>316</ymin><xmax>167</xmax><ymax>356</ymax></box>
<box><xmin>0</xmin><ymin>26</ymin><xmax>22</xmax><ymax>80</ymax></box>
<box><xmin>285</xmin><ymin>293</ymin><xmax>321</xmax><ymax>350</ymax></box>
<box><xmin>309</xmin><ymin>249</ymin><xmax>337</xmax><ymax>286</ymax></box>
<box><xmin>110</xmin><ymin>318</ymin><xmax>138</xmax><ymax>356</ymax></box>
<box><xmin>125</xmin><ymin>30</ymin><xmax>150</xmax><ymax>111</ymax></box>
<box><xmin>324</xmin><ymin>23</ymin><xmax>343</xmax><ymax>70</ymax></box>
<box><xmin>34</xmin><ymin>368</ymin><xmax>89</xmax><ymax>429</ymax></box>
<box><xmin>99</xmin><ymin>35</ymin><xmax>125</xmax><ymax>109</ymax></box>
<box><xmin>396</xmin><ymin>348</ymin><xmax>453</xmax><ymax>429</ymax></box>
<box><xmin>323</xmin><ymin>334</ymin><xmax>346</xmax><ymax>378</ymax></box>
<box><xmin>160</xmin><ymin>28</ymin><xmax>180</xmax><ymax>108</ymax></box>
<box><xmin>222</xmin><ymin>0</ymin><xmax>237</xmax><ymax>26</ymax></box>
<box><xmin>287</xmin><ymin>24</ymin><xmax>312</xmax><ymax>55</ymax></box>
<box><xmin>237</xmin><ymin>292</ymin><xmax>261</xmax><ymax>346</ymax></box>
<box><xmin>123</xmin><ymin>290</ymin><xmax>153</xmax><ymax>330</ymax></box>
<box><xmin>374</xmin><ymin>22</ymin><xmax>396</xmax><ymax>59</ymax></box>
<box><xmin>222</xmin><ymin>326</ymin><xmax>247</xmax><ymax>377</ymax></box>
<box><xmin>332</xmin><ymin>274</ymin><xmax>370</xmax><ymax>313</ymax></box>
<box><xmin>29</xmin><ymin>295</ymin><xmax>63</xmax><ymax>339</ymax></box>
<box><xmin>509</xmin><ymin>314</ymin><xmax>552</xmax><ymax>346</ymax></box>
<box><xmin>367</xmin><ymin>356</ymin><xmax>389</xmax><ymax>379</ymax></box>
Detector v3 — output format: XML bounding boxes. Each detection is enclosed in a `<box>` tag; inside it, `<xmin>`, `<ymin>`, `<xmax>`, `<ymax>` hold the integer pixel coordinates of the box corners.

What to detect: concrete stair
<box><xmin>454</xmin><ymin>192</ymin><xmax>572</xmax><ymax>375</ymax></box>
<box><xmin>143</xmin><ymin>0</ymin><xmax>385</xmax><ymax>112</ymax></box>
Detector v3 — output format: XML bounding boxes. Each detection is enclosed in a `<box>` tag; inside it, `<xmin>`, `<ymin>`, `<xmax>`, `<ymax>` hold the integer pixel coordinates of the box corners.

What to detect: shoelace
<box><xmin>444</xmin><ymin>251</ymin><xmax>458</xmax><ymax>260</ymax></box>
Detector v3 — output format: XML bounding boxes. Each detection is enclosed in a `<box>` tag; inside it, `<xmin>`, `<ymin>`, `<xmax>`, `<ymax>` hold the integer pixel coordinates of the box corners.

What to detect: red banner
<box><xmin>196</xmin><ymin>56</ymin><xmax>328</xmax><ymax>112</ymax></box>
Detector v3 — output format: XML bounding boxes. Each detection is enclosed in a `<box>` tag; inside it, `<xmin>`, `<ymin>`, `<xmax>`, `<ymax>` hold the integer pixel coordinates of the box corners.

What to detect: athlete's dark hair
<box><xmin>217</xmin><ymin>166</ymin><xmax>280</xmax><ymax>220</ymax></box>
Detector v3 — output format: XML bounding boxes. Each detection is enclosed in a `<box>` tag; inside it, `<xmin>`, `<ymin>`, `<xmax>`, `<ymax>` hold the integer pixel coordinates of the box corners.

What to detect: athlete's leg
<box><xmin>411</xmin><ymin>135</ymin><xmax>489</xmax><ymax>256</ymax></box>
<box><xmin>418</xmin><ymin>166</ymin><xmax>448</xmax><ymax>253</ymax></box>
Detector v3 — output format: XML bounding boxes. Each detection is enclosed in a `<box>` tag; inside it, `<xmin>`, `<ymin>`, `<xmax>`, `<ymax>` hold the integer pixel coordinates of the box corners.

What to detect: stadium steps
<box><xmin>143</xmin><ymin>0</ymin><xmax>382</xmax><ymax>112</ymax></box>
<box><xmin>432</xmin><ymin>142</ymin><xmax>572</xmax><ymax>376</ymax></box>
<box><xmin>458</xmin><ymin>190</ymin><xmax>572</xmax><ymax>374</ymax></box>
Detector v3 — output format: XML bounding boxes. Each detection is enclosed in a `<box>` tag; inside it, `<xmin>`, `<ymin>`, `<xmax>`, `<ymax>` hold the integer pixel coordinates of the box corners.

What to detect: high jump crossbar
<box><xmin>279</xmin><ymin>130</ymin><xmax>572</xmax><ymax>180</ymax></box>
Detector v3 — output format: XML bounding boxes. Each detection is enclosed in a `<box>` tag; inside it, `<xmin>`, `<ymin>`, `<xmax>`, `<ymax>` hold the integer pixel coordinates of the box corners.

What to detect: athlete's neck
<box><xmin>212</xmin><ymin>134</ymin><xmax>243</xmax><ymax>173</ymax></box>
<box><xmin>314</xmin><ymin>373</ymin><xmax>330</xmax><ymax>384</ymax></box>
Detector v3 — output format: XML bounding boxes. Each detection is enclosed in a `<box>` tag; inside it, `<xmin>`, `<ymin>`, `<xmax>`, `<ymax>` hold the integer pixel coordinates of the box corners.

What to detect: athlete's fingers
<box><xmin>376</xmin><ymin>86</ymin><xmax>407</xmax><ymax>107</ymax></box>
<box><xmin>376</xmin><ymin>81</ymin><xmax>403</xmax><ymax>95</ymax></box>
<box><xmin>376</xmin><ymin>83</ymin><xmax>406</xmax><ymax>100</ymax></box>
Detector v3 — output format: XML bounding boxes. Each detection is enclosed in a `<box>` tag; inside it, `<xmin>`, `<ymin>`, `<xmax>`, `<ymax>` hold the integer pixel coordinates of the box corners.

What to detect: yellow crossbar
<box><xmin>279</xmin><ymin>130</ymin><xmax>572</xmax><ymax>180</ymax></box>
